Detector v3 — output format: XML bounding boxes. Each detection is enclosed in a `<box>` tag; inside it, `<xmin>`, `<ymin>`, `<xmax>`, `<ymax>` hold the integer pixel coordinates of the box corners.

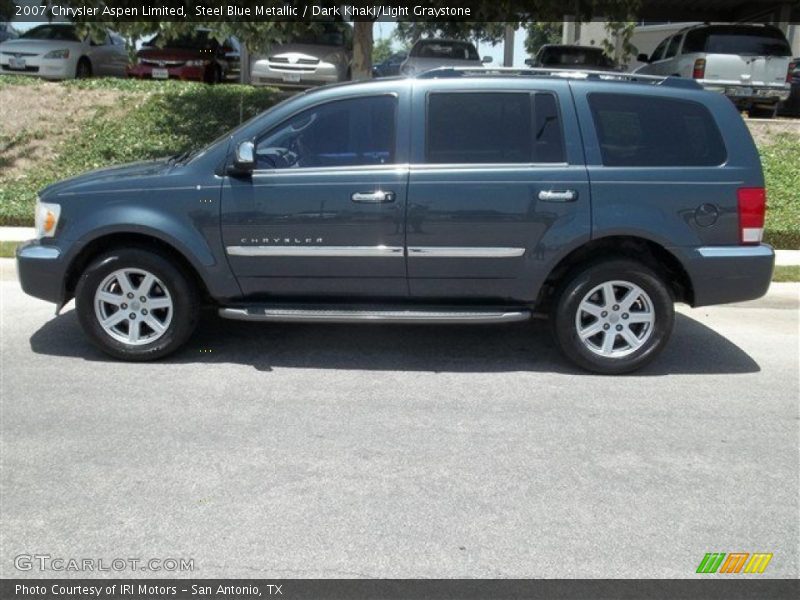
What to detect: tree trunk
<box><xmin>351</xmin><ymin>21</ymin><xmax>374</xmax><ymax>81</ymax></box>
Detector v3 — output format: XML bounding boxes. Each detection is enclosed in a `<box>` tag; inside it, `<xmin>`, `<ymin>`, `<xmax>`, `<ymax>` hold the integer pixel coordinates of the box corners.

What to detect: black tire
<box><xmin>75</xmin><ymin>248</ymin><xmax>199</xmax><ymax>361</ymax></box>
<box><xmin>749</xmin><ymin>104</ymin><xmax>778</xmax><ymax>119</ymax></box>
<box><xmin>551</xmin><ymin>259</ymin><xmax>674</xmax><ymax>375</ymax></box>
<box><xmin>75</xmin><ymin>58</ymin><xmax>92</xmax><ymax>79</ymax></box>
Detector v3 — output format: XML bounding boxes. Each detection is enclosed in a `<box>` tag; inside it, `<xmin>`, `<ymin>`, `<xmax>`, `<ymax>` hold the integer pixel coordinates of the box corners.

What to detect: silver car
<box><xmin>251</xmin><ymin>24</ymin><xmax>352</xmax><ymax>88</ymax></box>
<box><xmin>400</xmin><ymin>39</ymin><xmax>491</xmax><ymax>76</ymax></box>
<box><xmin>0</xmin><ymin>23</ymin><xmax>128</xmax><ymax>80</ymax></box>
<box><xmin>635</xmin><ymin>23</ymin><xmax>792</xmax><ymax>118</ymax></box>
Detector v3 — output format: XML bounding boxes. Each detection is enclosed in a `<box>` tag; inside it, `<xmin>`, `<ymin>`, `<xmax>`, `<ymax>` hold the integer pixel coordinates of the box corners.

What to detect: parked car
<box><xmin>0</xmin><ymin>24</ymin><xmax>127</xmax><ymax>80</ymax></box>
<box><xmin>0</xmin><ymin>21</ymin><xmax>18</xmax><ymax>44</ymax></box>
<box><xmin>128</xmin><ymin>30</ymin><xmax>238</xmax><ymax>84</ymax></box>
<box><xmin>373</xmin><ymin>51</ymin><xmax>407</xmax><ymax>78</ymax></box>
<box><xmin>16</xmin><ymin>70</ymin><xmax>774</xmax><ymax>374</ymax></box>
<box><xmin>778</xmin><ymin>57</ymin><xmax>799</xmax><ymax>117</ymax></box>
<box><xmin>251</xmin><ymin>23</ymin><xmax>352</xmax><ymax>88</ymax></box>
<box><xmin>634</xmin><ymin>23</ymin><xmax>792</xmax><ymax>118</ymax></box>
<box><xmin>526</xmin><ymin>45</ymin><xmax>618</xmax><ymax>70</ymax></box>
<box><xmin>400</xmin><ymin>39</ymin><xmax>491</xmax><ymax>76</ymax></box>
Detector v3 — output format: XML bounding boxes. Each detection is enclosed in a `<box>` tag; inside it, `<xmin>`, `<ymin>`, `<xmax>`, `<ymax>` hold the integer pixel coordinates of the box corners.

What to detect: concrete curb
<box><xmin>1</xmin><ymin>227</ymin><xmax>797</xmax><ymax>264</ymax></box>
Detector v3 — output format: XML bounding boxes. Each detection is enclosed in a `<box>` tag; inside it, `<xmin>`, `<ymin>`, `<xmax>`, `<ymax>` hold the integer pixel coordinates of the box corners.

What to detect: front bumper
<box><xmin>0</xmin><ymin>57</ymin><xmax>72</xmax><ymax>79</ymax></box>
<box><xmin>16</xmin><ymin>241</ymin><xmax>68</xmax><ymax>306</ymax></box>
<box><xmin>127</xmin><ymin>64</ymin><xmax>208</xmax><ymax>82</ymax></box>
<box><xmin>674</xmin><ymin>244</ymin><xmax>775</xmax><ymax>307</ymax></box>
<box><xmin>250</xmin><ymin>60</ymin><xmax>340</xmax><ymax>88</ymax></box>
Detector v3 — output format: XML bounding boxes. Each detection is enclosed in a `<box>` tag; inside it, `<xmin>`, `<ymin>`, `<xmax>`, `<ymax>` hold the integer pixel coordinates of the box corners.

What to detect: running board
<box><xmin>218</xmin><ymin>306</ymin><xmax>530</xmax><ymax>325</ymax></box>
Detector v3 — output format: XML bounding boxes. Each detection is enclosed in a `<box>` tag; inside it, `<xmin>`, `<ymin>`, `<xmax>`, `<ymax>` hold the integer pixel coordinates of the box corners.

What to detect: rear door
<box><xmin>405</xmin><ymin>79</ymin><xmax>590</xmax><ymax>302</ymax></box>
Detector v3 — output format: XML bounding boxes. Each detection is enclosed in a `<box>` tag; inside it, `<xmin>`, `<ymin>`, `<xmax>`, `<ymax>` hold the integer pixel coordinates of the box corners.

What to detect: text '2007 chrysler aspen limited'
<box><xmin>16</xmin><ymin>68</ymin><xmax>775</xmax><ymax>374</ymax></box>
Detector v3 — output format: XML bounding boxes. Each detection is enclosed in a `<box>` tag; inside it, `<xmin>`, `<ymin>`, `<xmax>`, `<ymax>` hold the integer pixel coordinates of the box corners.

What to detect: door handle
<box><xmin>538</xmin><ymin>189</ymin><xmax>578</xmax><ymax>202</ymax></box>
<box><xmin>351</xmin><ymin>190</ymin><xmax>395</xmax><ymax>203</ymax></box>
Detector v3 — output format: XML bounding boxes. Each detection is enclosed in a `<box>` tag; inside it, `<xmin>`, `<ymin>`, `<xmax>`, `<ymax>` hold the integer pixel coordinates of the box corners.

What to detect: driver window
<box><xmin>255</xmin><ymin>96</ymin><xmax>396</xmax><ymax>170</ymax></box>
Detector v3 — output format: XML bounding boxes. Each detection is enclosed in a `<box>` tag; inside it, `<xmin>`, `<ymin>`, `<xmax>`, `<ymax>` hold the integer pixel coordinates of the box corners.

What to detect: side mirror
<box><xmin>229</xmin><ymin>141</ymin><xmax>255</xmax><ymax>176</ymax></box>
<box><xmin>637</xmin><ymin>53</ymin><xmax>650</xmax><ymax>63</ymax></box>
<box><xmin>524</xmin><ymin>58</ymin><xmax>534</xmax><ymax>67</ymax></box>
<box><xmin>481</xmin><ymin>56</ymin><xmax>493</xmax><ymax>64</ymax></box>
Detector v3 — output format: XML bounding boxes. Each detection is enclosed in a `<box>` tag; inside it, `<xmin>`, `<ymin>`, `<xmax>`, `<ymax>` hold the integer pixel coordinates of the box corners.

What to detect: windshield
<box><xmin>411</xmin><ymin>41</ymin><xmax>479</xmax><ymax>61</ymax></box>
<box><xmin>145</xmin><ymin>30</ymin><xmax>216</xmax><ymax>50</ymax></box>
<box><xmin>289</xmin><ymin>23</ymin><xmax>350</xmax><ymax>47</ymax></box>
<box><xmin>541</xmin><ymin>47</ymin><xmax>614</xmax><ymax>67</ymax></box>
<box><xmin>21</xmin><ymin>25</ymin><xmax>79</xmax><ymax>42</ymax></box>
<box><xmin>684</xmin><ymin>26</ymin><xmax>791</xmax><ymax>56</ymax></box>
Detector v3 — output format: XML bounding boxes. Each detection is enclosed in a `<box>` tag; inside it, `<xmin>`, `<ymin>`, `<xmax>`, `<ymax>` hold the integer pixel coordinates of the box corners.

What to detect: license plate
<box><xmin>728</xmin><ymin>86</ymin><xmax>753</xmax><ymax>97</ymax></box>
<box><xmin>281</xmin><ymin>73</ymin><xmax>301</xmax><ymax>83</ymax></box>
<box><xmin>151</xmin><ymin>68</ymin><xmax>169</xmax><ymax>80</ymax></box>
<box><xmin>8</xmin><ymin>57</ymin><xmax>26</xmax><ymax>70</ymax></box>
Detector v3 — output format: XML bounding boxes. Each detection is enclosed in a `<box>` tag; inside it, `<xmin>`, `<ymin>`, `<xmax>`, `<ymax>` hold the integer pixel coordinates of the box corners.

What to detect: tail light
<box><xmin>788</xmin><ymin>61</ymin><xmax>797</xmax><ymax>83</ymax></box>
<box><xmin>737</xmin><ymin>187</ymin><xmax>766</xmax><ymax>245</ymax></box>
<box><xmin>692</xmin><ymin>58</ymin><xmax>706</xmax><ymax>79</ymax></box>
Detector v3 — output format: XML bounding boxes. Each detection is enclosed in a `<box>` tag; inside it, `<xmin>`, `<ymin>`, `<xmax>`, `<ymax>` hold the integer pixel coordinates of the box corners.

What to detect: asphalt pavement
<box><xmin>1</xmin><ymin>273</ymin><xmax>798</xmax><ymax>579</ymax></box>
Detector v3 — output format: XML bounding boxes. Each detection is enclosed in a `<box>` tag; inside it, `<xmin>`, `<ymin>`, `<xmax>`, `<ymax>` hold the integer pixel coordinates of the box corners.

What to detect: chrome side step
<box><xmin>218</xmin><ymin>306</ymin><xmax>530</xmax><ymax>325</ymax></box>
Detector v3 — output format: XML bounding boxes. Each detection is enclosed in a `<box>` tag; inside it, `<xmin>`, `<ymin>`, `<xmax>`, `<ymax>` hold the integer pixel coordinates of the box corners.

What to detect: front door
<box><xmin>221</xmin><ymin>93</ymin><xmax>409</xmax><ymax>299</ymax></box>
<box><xmin>405</xmin><ymin>83</ymin><xmax>591</xmax><ymax>302</ymax></box>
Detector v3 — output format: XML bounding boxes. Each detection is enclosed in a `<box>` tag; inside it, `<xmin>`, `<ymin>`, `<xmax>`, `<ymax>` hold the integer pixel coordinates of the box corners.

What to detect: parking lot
<box><xmin>1</xmin><ymin>268</ymin><xmax>798</xmax><ymax>579</ymax></box>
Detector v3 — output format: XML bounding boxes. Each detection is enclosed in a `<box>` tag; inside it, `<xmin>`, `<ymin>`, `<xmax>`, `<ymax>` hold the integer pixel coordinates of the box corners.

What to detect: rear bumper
<box><xmin>16</xmin><ymin>241</ymin><xmax>68</xmax><ymax>306</ymax></box>
<box><xmin>699</xmin><ymin>81</ymin><xmax>791</xmax><ymax>103</ymax></box>
<box><xmin>674</xmin><ymin>244</ymin><xmax>775</xmax><ymax>307</ymax></box>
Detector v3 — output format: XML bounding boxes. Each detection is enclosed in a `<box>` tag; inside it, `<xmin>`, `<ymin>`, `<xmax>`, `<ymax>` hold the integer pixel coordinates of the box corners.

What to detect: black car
<box><xmin>778</xmin><ymin>58</ymin><xmax>800</xmax><ymax>117</ymax></box>
<box><xmin>527</xmin><ymin>44</ymin><xmax>618</xmax><ymax>71</ymax></box>
<box><xmin>372</xmin><ymin>52</ymin><xmax>407</xmax><ymax>78</ymax></box>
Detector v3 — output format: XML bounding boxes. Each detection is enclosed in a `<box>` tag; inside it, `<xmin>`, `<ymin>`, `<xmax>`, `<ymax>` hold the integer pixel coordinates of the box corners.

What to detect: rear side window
<box><xmin>683</xmin><ymin>26</ymin><xmax>791</xmax><ymax>57</ymax></box>
<box><xmin>588</xmin><ymin>93</ymin><xmax>726</xmax><ymax>167</ymax></box>
<box><xmin>426</xmin><ymin>92</ymin><xmax>565</xmax><ymax>164</ymax></box>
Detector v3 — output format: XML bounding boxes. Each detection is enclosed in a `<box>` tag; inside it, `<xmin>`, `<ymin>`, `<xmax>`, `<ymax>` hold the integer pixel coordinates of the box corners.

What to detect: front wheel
<box><xmin>551</xmin><ymin>259</ymin><xmax>674</xmax><ymax>374</ymax></box>
<box><xmin>75</xmin><ymin>248</ymin><xmax>199</xmax><ymax>361</ymax></box>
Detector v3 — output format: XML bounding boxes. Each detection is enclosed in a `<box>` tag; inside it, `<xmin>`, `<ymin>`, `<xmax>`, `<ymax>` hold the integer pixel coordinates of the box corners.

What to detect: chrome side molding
<box><xmin>408</xmin><ymin>247</ymin><xmax>525</xmax><ymax>258</ymax></box>
<box><xmin>226</xmin><ymin>245</ymin><xmax>403</xmax><ymax>257</ymax></box>
<box><xmin>219</xmin><ymin>307</ymin><xmax>530</xmax><ymax>325</ymax></box>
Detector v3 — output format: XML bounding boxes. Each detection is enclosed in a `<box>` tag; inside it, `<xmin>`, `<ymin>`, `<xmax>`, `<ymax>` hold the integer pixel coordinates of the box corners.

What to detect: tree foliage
<box><xmin>523</xmin><ymin>22</ymin><xmax>562</xmax><ymax>57</ymax></box>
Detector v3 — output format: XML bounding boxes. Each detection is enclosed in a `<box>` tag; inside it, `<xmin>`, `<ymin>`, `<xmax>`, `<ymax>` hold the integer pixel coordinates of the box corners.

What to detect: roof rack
<box><xmin>415</xmin><ymin>67</ymin><xmax>701</xmax><ymax>90</ymax></box>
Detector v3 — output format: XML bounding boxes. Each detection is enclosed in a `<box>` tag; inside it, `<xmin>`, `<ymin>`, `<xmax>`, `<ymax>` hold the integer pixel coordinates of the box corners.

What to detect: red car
<box><xmin>127</xmin><ymin>30</ymin><xmax>239</xmax><ymax>84</ymax></box>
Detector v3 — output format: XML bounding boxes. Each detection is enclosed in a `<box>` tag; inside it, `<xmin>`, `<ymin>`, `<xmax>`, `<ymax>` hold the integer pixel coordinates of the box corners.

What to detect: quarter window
<box><xmin>588</xmin><ymin>93</ymin><xmax>726</xmax><ymax>167</ymax></box>
<box><xmin>255</xmin><ymin>96</ymin><xmax>396</xmax><ymax>169</ymax></box>
<box><xmin>425</xmin><ymin>92</ymin><xmax>565</xmax><ymax>164</ymax></box>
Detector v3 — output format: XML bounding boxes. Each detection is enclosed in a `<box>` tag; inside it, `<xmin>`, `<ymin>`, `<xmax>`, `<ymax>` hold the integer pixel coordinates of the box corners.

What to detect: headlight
<box><xmin>34</xmin><ymin>200</ymin><xmax>61</xmax><ymax>239</ymax></box>
<box><xmin>44</xmin><ymin>49</ymin><xmax>70</xmax><ymax>59</ymax></box>
<box><xmin>185</xmin><ymin>60</ymin><xmax>209</xmax><ymax>67</ymax></box>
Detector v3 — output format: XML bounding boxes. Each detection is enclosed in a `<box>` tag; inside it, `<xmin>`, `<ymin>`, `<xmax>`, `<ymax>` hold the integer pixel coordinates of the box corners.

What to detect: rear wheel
<box><xmin>75</xmin><ymin>248</ymin><xmax>199</xmax><ymax>361</ymax></box>
<box><xmin>551</xmin><ymin>259</ymin><xmax>674</xmax><ymax>374</ymax></box>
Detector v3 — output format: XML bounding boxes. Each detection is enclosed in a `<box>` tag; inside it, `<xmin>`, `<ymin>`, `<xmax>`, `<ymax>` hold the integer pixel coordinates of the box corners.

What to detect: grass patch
<box><xmin>772</xmin><ymin>265</ymin><xmax>800</xmax><ymax>282</ymax></box>
<box><xmin>0</xmin><ymin>77</ymin><xmax>285</xmax><ymax>225</ymax></box>
<box><xmin>0</xmin><ymin>241</ymin><xmax>19</xmax><ymax>258</ymax></box>
<box><xmin>760</xmin><ymin>134</ymin><xmax>800</xmax><ymax>250</ymax></box>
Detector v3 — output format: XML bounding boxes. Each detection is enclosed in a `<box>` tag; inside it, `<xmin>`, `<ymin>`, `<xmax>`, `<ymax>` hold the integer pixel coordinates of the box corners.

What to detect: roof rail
<box><xmin>415</xmin><ymin>67</ymin><xmax>701</xmax><ymax>90</ymax></box>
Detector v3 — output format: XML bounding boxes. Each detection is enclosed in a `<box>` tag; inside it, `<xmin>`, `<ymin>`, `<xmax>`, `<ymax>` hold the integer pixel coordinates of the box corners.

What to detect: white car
<box><xmin>634</xmin><ymin>23</ymin><xmax>792</xmax><ymax>118</ymax></box>
<box><xmin>251</xmin><ymin>24</ymin><xmax>352</xmax><ymax>89</ymax></box>
<box><xmin>400</xmin><ymin>39</ymin><xmax>491</xmax><ymax>76</ymax></box>
<box><xmin>0</xmin><ymin>23</ymin><xmax>128</xmax><ymax>80</ymax></box>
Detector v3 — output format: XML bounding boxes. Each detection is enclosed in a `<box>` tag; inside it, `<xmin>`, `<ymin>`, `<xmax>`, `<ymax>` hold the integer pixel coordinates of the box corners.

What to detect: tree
<box><xmin>524</xmin><ymin>22</ymin><xmax>562</xmax><ymax>58</ymax></box>
<box><xmin>601</xmin><ymin>21</ymin><xmax>638</xmax><ymax>67</ymax></box>
<box><xmin>372</xmin><ymin>38</ymin><xmax>395</xmax><ymax>65</ymax></box>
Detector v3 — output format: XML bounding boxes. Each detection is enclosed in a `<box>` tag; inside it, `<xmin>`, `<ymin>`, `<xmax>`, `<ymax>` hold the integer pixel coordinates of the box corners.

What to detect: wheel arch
<box><xmin>64</xmin><ymin>231</ymin><xmax>213</xmax><ymax>307</ymax></box>
<box><xmin>535</xmin><ymin>235</ymin><xmax>694</xmax><ymax>312</ymax></box>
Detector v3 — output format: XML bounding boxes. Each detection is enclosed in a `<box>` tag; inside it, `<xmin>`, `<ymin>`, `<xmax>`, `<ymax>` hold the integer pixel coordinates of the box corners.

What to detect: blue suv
<box><xmin>16</xmin><ymin>68</ymin><xmax>775</xmax><ymax>373</ymax></box>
